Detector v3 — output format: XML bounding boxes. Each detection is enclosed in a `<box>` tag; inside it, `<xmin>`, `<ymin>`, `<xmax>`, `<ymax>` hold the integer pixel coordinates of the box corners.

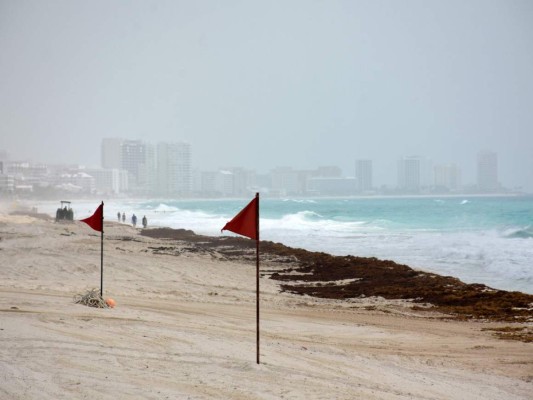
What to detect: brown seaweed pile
<box><xmin>141</xmin><ymin>228</ymin><xmax>533</xmax><ymax>324</ymax></box>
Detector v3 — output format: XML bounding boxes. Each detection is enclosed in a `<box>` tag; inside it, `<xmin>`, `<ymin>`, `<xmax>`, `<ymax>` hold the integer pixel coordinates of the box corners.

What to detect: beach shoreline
<box><xmin>140</xmin><ymin>226</ymin><xmax>533</xmax><ymax>325</ymax></box>
<box><xmin>15</xmin><ymin>195</ymin><xmax>533</xmax><ymax>295</ymax></box>
<box><xmin>0</xmin><ymin>213</ymin><xmax>532</xmax><ymax>399</ymax></box>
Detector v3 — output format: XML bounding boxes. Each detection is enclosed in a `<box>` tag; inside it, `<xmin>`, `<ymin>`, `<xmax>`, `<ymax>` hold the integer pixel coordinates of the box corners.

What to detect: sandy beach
<box><xmin>0</xmin><ymin>213</ymin><xmax>532</xmax><ymax>399</ymax></box>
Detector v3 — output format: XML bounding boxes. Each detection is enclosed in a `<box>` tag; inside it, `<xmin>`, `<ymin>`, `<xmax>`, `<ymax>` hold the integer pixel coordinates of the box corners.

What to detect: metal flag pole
<box><xmin>100</xmin><ymin>201</ymin><xmax>104</xmax><ymax>297</ymax></box>
<box><xmin>256</xmin><ymin>192</ymin><xmax>260</xmax><ymax>364</ymax></box>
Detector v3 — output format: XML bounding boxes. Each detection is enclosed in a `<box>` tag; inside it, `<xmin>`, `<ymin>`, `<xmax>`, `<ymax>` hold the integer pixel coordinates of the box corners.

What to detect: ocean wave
<box><xmin>282</xmin><ymin>199</ymin><xmax>317</xmax><ymax>204</ymax></box>
<box><xmin>369</xmin><ymin>219</ymin><xmax>395</xmax><ymax>228</ymax></box>
<box><xmin>503</xmin><ymin>226</ymin><xmax>533</xmax><ymax>239</ymax></box>
<box><xmin>296</xmin><ymin>210</ymin><xmax>323</xmax><ymax>219</ymax></box>
<box><xmin>261</xmin><ymin>210</ymin><xmax>370</xmax><ymax>234</ymax></box>
<box><xmin>153</xmin><ymin>203</ymin><xmax>180</xmax><ymax>212</ymax></box>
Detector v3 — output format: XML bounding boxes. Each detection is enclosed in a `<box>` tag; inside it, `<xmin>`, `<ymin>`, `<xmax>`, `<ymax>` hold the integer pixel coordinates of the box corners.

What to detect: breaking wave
<box><xmin>503</xmin><ymin>226</ymin><xmax>533</xmax><ymax>239</ymax></box>
<box><xmin>153</xmin><ymin>203</ymin><xmax>180</xmax><ymax>212</ymax></box>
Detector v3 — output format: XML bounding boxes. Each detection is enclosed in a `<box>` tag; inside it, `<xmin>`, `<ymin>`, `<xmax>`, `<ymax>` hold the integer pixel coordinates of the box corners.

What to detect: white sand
<box><xmin>0</xmin><ymin>214</ymin><xmax>531</xmax><ymax>399</ymax></box>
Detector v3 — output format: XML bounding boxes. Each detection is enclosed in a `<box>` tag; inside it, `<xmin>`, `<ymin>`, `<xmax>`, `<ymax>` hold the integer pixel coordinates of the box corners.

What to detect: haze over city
<box><xmin>1</xmin><ymin>0</ymin><xmax>532</xmax><ymax>190</ymax></box>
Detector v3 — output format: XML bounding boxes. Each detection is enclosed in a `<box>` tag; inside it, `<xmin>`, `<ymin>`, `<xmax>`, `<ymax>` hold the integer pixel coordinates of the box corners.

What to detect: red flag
<box><xmin>80</xmin><ymin>203</ymin><xmax>103</xmax><ymax>232</ymax></box>
<box><xmin>222</xmin><ymin>196</ymin><xmax>258</xmax><ymax>240</ymax></box>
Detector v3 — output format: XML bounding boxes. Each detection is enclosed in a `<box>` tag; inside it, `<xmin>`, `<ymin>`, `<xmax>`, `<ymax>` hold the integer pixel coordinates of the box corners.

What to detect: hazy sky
<box><xmin>1</xmin><ymin>0</ymin><xmax>532</xmax><ymax>189</ymax></box>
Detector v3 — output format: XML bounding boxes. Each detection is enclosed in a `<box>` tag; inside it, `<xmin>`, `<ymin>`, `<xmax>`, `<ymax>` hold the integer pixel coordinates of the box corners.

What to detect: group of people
<box><xmin>117</xmin><ymin>212</ymin><xmax>147</xmax><ymax>229</ymax></box>
<box><xmin>55</xmin><ymin>206</ymin><xmax>74</xmax><ymax>222</ymax></box>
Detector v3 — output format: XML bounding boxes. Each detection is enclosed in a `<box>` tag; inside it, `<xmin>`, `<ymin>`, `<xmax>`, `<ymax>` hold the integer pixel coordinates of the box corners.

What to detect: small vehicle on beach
<box><xmin>55</xmin><ymin>200</ymin><xmax>74</xmax><ymax>222</ymax></box>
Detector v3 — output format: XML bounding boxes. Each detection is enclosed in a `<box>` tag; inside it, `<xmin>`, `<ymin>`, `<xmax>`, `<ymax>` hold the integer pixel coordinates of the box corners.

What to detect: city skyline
<box><xmin>1</xmin><ymin>1</ymin><xmax>532</xmax><ymax>190</ymax></box>
<box><xmin>0</xmin><ymin>139</ymin><xmax>521</xmax><ymax>196</ymax></box>
<box><xmin>0</xmin><ymin>140</ymin><xmax>529</xmax><ymax>191</ymax></box>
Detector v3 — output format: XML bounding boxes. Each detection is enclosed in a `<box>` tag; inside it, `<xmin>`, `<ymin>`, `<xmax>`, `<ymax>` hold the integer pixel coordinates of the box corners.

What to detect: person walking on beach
<box><xmin>132</xmin><ymin>214</ymin><xmax>137</xmax><ymax>228</ymax></box>
<box><xmin>117</xmin><ymin>212</ymin><xmax>121</xmax><ymax>222</ymax></box>
<box><xmin>142</xmin><ymin>215</ymin><xmax>147</xmax><ymax>229</ymax></box>
<box><xmin>122</xmin><ymin>212</ymin><xmax>125</xmax><ymax>223</ymax></box>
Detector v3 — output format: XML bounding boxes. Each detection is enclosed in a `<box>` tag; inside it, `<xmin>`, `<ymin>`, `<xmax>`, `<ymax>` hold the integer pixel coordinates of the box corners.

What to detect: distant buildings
<box><xmin>477</xmin><ymin>151</ymin><xmax>499</xmax><ymax>192</ymax></box>
<box><xmin>85</xmin><ymin>168</ymin><xmax>128</xmax><ymax>195</ymax></box>
<box><xmin>397</xmin><ymin>156</ymin><xmax>435</xmax><ymax>194</ymax></box>
<box><xmin>99</xmin><ymin>139</ymin><xmax>192</xmax><ymax>196</ymax></box>
<box><xmin>0</xmin><ymin>143</ymin><xmax>511</xmax><ymax>197</ymax></box>
<box><xmin>0</xmin><ymin>172</ymin><xmax>14</xmax><ymax>192</ymax></box>
<box><xmin>397</xmin><ymin>156</ymin><xmax>421</xmax><ymax>193</ymax></box>
<box><xmin>355</xmin><ymin>159</ymin><xmax>373</xmax><ymax>193</ymax></box>
<box><xmin>434</xmin><ymin>164</ymin><xmax>461</xmax><ymax>193</ymax></box>
<box><xmin>270</xmin><ymin>167</ymin><xmax>300</xmax><ymax>196</ymax></box>
<box><xmin>224</xmin><ymin>167</ymin><xmax>256</xmax><ymax>197</ymax></box>
<box><xmin>120</xmin><ymin>140</ymin><xmax>156</xmax><ymax>194</ymax></box>
<box><xmin>267</xmin><ymin>166</ymin><xmax>347</xmax><ymax>196</ymax></box>
<box><xmin>307</xmin><ymin>177</ymin><xmax>357</xmax><ymax>196</ymax></box>
<box><xmin>193</xmin><ymin>170</ymin><xmax>217</xmax><ymax>196</ymax></box>
<box><xmin>157</xmin><ymin>142</ymin><xmax>192</xmax><ymax>196</ymax></box>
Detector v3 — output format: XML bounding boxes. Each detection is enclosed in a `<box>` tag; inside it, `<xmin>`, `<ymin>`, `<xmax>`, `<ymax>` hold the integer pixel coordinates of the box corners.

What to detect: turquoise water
<box><xmin>39</xmin><ymin>195</ymin><xmax>533</xmax><ymax>293</ymax></box>
<box><xmin>136</xmin><ymin>196</ymin><xmax>533</xmax><ymax>233</ymax></box>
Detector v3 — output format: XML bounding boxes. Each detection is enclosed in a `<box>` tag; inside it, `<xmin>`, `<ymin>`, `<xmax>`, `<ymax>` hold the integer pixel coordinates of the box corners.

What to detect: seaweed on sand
<box><xmin>141</xmin><ymin>228</ymin><xmax>533</xmax><ymax>323</ymax></box>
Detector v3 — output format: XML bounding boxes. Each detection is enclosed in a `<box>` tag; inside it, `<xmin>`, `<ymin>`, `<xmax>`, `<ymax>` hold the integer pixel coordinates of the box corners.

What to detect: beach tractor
<box><xmin>55</xmin><ymin>201</ymin><xmax>74</xmax><ymax>222</ymax></box>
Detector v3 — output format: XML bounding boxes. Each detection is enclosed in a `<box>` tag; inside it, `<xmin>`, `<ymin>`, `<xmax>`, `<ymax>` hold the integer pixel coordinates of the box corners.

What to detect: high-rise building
<box><xmin>216</xmin><ymin>170</ymin><xmax>234</xmax><ymax>196</ymax></box>
<box><xmin>121</xmin><ymin>140</ymin><xmax>156</xmax><ymax>193</ymax></box>
<box><xmin>397</xmin><ymin>156</ymin><xmax>434</xmax><ymax>193</ymax></box>
<box><xmin>271</xmin><ymin>167</ymin><xmax>300</xmax><ymax>196</ymax></box>
<box><xmin>195</xmin><ymin>170</ymin><xmax>218</xmax><ymax>196</ymax></box>
<box><xmin>157</xmin><ymin>142</ymin><xmax>192</xmax><ymax>196</ymax></box>
<box><xmin>477</xmin><ymin>151</ymin><xmax>499</xmax><ymax>192</ymax></box>
<box><xmin>355</xmin><ymin>159</ymin><xmax>373</xmax><ymax>193</ymax></box>
<box><xmin>434</xmin><ymin>164</ymin><xmax>461</xmax><ymax>192</ymax></box>
<box><xmin>216</xmin><ymin>167</ymin><xmax>256</xmax><ymax>197</ymax></box>
<box><xmin>397</xmin><ymin>156</ymin><xmax>421</xmax><ymax>192</ymax></box>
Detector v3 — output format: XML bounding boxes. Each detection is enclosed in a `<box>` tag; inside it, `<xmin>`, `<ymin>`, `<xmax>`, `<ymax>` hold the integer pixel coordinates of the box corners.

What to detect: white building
<box><xmin>216</xmin><ymin>170</ymin><xmax>235</xmax><ymax>197</ymax></box>
<box><xmin>193</xmin><ymin>170</ymin><xmax>218</xmax><ymax>196</ymax></box>
<box><xmin>307</xmin><ymin>177</ymin><xmax>357</xmax><ymax>196</ymax></box>
<box><xmin>434</xmin><ymin>164</ymin><xmax>461</xmax><ymax>192</ymax></box>
<box><xmin>355</xmin><ymin>159</ymin><xmax>373</xmax><ymax>193</ymax></box>
<box><xmin>0</xmin><ymin>174</ymin><xmax>14</xmax><ymax>192</ymax></box>
<box><xmin>397</xmin><ymin>157</ymin><xmax>421</xmax><ymax>192</ymax></box>
<box><xmin>271</xmin><ymin>167</ymin><xmax>300</xmax><ymax>196</ymax></box>
<box><xmin>121</xmin><ymin>140</ymin><xmax>156</xmax><ymax>194</ymax></box>
<box><xmin>398</xmin><ymin>156</ymin><xmax>433</xmax><ymax>193</ymax></box>
<box><xmin>157</xmin><ymin>142</ymin><xmax>192</xmax><ymax>196</ymax></box>
<box><xmin>216</xmin><ymin>167</ymin><xmax>256</xmax><ymax>197</ymax></box>
<box><xmin>85</xmin><ymin>168</ymin><xmax>129</xmax><ymax>194</ymax></box>
<box><xmin>477</xmin><ymin>151</ymin><xmax>499</xmax><ymax>192</ymax></box>
<box><xmin>58</xmin><ymin>172</ymin><xmax>95</xmax><ymax>193</ymax></box>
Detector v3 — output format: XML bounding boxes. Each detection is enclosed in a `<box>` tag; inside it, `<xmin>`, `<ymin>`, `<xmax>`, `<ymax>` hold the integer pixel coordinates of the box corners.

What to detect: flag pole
<box><xmin>220</xmin><ymin>194</ymin><xmax>260</xmax><ymax>363</ymax></box>
<box><xmin>100</xmin><ymin>201</ymin><xmax>104</xmax><ymax>298</ymax></box>
<box><xmin>256</xmin><ymin>192</ymin><xmax>260</xmax><ymax>365</ymax></box>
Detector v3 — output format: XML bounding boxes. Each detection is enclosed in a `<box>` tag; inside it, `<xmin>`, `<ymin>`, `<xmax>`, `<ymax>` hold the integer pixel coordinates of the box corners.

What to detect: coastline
<box><xmin>141</xmin><ymin>227</ymin><xmax>533</xmax><ymax>327</ymax></box>
<box><xmin>1</xmin><ymin>213</ymin><xmax>532</xmax><ymax>399</ymax></box>
<box><xmin>16</xmin><ymin>195</ymin><xmax>533</xmax><ymax>295</ymax></box>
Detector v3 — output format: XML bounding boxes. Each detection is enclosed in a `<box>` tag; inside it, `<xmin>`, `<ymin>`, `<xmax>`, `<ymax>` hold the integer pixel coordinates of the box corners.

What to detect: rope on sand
<box><xmin>74</xmin><ymin>288</ymin><xmax>109</xmax><ymax>308</ymax></box>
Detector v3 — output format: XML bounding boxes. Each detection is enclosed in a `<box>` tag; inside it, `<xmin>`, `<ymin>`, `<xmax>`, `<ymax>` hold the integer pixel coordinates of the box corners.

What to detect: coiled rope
<box><xmin>74</xmin><ymin>288</ymin><xmax>109</xmax><ymax>308</ymax></box>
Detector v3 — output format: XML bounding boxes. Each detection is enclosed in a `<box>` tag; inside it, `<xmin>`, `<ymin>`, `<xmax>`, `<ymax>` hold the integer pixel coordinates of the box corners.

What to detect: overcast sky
<box><xmin>1</xmin><ymin>0</ymin><xmax>532</xmax><ymax>189</ymax></box>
